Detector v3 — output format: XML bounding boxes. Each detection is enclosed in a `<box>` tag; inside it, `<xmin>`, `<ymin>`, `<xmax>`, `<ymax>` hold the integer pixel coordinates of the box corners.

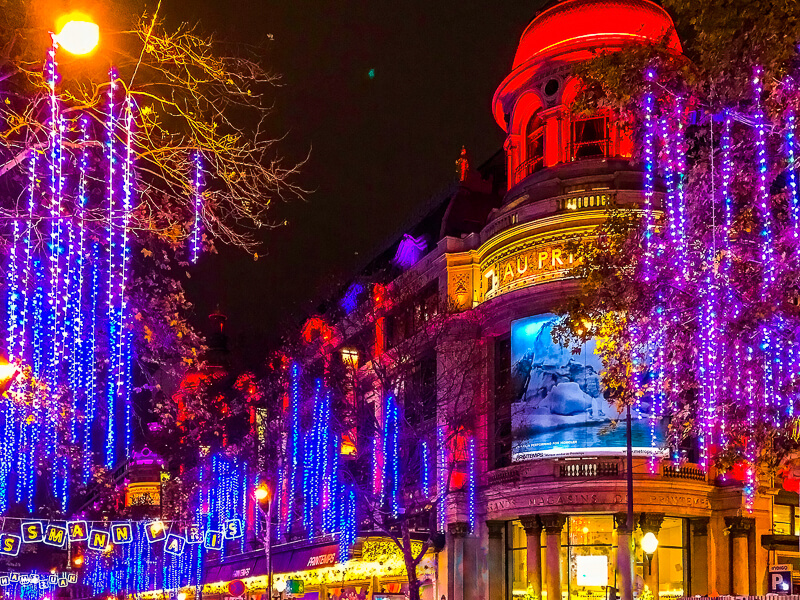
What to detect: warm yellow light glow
<box><xmin>0</xmin><ymin>361</ymin><xmax>16</xmax><ymax>382</ymax></box>
<box><xmin>341</xmin><ymin>347</ymin><xmax>359</xmax><ymax>368</ymax></box>
<box><xmin>55</xmin><ymin>18</ymin><xmax>99</xmax><ymax>55</ymax></box>
<box><xmin>274</xmin><ymin>580</ymin><xmax>286</xmax><ymax>593</ymax></box>
<box><xmin>254</xmin><ymin>485</ymin><xmax>270</xmax><ymax>502</ymax></box>
<box><xmin>177</xmin><ymin>593</ymin><xmax>187</xmax><ymax>600</ymax></box>
<box><xmin>150</xmin><ymin>520</ymin><xmax>165</xmax><ymax>533</ymax></box>
<box><xmin>582</xmin><ymin>526</ymin><xmax>589</xmax><ymax>534</ymax></box>
<box><xmin>641</xmin><ymin>531</ymin><xmax>659</xmax><ymax>555</ymax></box>
<box><xmin>73</xmin><ymin>555</ymin><xmax>84</xmax><ymax>566</ymax></box>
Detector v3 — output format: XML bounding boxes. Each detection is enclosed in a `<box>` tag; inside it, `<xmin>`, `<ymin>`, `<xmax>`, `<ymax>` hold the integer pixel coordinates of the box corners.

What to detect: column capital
<box><xmin>519</xmin><ymin>514</ymin><xmax>541</xmax><ymax>535</ymax></box>
<box><xmin>448</xmin><ymin>521</ymin><xmax>470</xmax><ymax>538</ymax></box>
<box><xmin>613</xmin><ymin>512</ymin><xmax>637</xmax><ymax>533</ymax></box>
<box><xmin>639</xmin><ymin>512</ymin><xmax>666</xmax><ymax>535</ymax></box>
<box><xmin>486</xmin><ymin>520</ymin><xmax>505</xmax><ymax>539</ymax></box>
<box><xmin>539</xmin><ymin>513</ymin><xmax>567</xmax><ymax>534</ymax></box>
<box><xmin>724</xmin><ymin>516</ymin><xmax>754</xmax><ymax>537</ymax></box>
<box><xmin>691</xmin><ymin>517</ymin><xmax>710</xmax><ymax>537</ymax></box>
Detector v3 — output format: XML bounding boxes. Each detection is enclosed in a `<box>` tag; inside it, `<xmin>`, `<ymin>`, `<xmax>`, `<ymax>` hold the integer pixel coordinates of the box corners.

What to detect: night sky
<box><xmin>178</xmin><ymin>1</ymin><xmax>546</xmax><ymax>358</ymax></box>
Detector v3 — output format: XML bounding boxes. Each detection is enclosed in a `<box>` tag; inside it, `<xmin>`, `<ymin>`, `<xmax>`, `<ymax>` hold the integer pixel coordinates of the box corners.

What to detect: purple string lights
<box><xmin>191</xmin><ymin>153</ymin><xmax>203</xmax><ymax>263</ymax></box>
<box><xmin>641</xmin><ymin>69</ymin><xmax>657</xmax><ymax>281</ymax></box>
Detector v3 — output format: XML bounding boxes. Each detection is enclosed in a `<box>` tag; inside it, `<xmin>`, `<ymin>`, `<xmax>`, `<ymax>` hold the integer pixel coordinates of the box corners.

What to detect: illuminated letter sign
<box><xmin>21</xmin><ymin>522</ymin><xmax>44</xmax><ymax>543</ymax></box>
<box><xmin>204</xmin><ymin>530</ymin><xmax>223</xmax><ymax>550</ymax></box>
<box><xmin>67</xmin><ymin>521</ymin><xmax>88</xmax><ymax>542</ymax></box>
<box><xmin>187</xmin><ymin>525</ymin><xmax>202</xmax><ymax>544</ymax></box>
<box><xmin>164</xmin><ymin>534</ymin><xmax>185</xmax><ymax>556</ymax></box>
<box><xmin>146</xmin><ymin>521</ymin><xmax>166</xmax><ymax>543</ymax></box>
<box><xmin>43</xmin><ymin>525</ymin><xmax>67</xmax><ymax>547</ymax></box>
<box><xmin>224</xmin><ymin>519</ymin><xmax>243</xmax><ymax>539</ymax></box>
<box><xmin>87</xmin><ymin>529</ymin><xmax>110</xmax><ymax>551</ymax></box>
<box><xmin>111</xmin><ymin>523</ymin><xmax>133</xmax><ymax>545</ymax></box>
<box><xmin>0</xmin><ymin>535</ymin><xmax>20</xmax><ymax>557</ymax></box>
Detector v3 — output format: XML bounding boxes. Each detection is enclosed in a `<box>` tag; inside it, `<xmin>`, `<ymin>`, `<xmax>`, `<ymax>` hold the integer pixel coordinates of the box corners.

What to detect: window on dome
<box><xmin>515</xmin><ymin>115</ymin><xmax>544</xmax><ymax>182</ymax></box>
<box><xmin>570</xmin><ymin>116</ymin><xmax>609</xmax><ymax>160</ymax></box>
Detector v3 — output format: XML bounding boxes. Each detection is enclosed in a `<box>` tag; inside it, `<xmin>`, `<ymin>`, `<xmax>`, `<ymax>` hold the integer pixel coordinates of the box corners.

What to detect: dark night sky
<box><xmin>178</xmin><ymin>1</ymin><xmax>546</xmax><ymax>358</ymax></box>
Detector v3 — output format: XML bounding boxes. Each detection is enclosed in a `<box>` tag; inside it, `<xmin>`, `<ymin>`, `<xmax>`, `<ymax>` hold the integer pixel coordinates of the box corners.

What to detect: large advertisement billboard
<box><xmin>510</xmin><ymin>313</ymin><xmax>663</xmax><ymax>461</ymax></box>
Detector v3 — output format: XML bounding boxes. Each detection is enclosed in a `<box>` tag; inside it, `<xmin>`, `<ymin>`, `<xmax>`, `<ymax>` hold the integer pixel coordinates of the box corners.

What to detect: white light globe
<box><xmin>641</xmin><ymin>531</ymin><xmax>659</xmax><ymax>555</ymax></box>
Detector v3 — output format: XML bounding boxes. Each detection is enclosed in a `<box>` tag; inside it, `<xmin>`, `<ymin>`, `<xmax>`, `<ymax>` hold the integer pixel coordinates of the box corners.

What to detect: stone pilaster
<box><xmin>614</xmin><ymin>513</ymin><xmax>634</xmax><ymax>600</ymax></box>
<box><xmin>520</xmin><ymin>515</ymin><xmax>542</xmax><ymax>600</ymax></box>
<box><xmin>449</xmin><ymin>522</ymin><xmax>470</xmax><ymax>600</ymax></box>
<box><xmin>690</xmin><ymin>518</ymin><xmax>709</xmax><ymax>595</ymax></box>
<box><xmin>540</xmin><ymin>514</ymin><xmax>566</xmax><ymax>600</ymax></box>
<box><xmin>725</xmin><ymin>516</ymin><xmax>754</xmax><ymax>595</ymax></box>
<box><xmin>486</xmin><ymin>521</ymin><xmax>505</xmax><ymax>600</ymax></box>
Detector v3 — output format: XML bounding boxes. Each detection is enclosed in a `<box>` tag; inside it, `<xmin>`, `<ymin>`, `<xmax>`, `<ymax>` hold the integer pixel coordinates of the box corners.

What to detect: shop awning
<box><xmin>217</xmin><ymin>556</ymin><xmax>260</xmax><ymax>581</ymax></box>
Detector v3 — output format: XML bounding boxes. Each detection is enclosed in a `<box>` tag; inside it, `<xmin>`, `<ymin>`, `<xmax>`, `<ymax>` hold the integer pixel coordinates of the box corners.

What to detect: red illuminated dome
<box><xmin>513</xmin><ymin>0</ymin><xmax>680</xmax><ymax>70</ymax></box>
<box><xmin>493</xmin><ymin>0</ymin><xmax>681</xmax><ymax>130</ymax></box>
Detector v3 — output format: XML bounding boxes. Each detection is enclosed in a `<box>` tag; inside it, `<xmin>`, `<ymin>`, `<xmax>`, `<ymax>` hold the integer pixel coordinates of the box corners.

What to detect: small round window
<box><xmin>544</xmin><ymin>78</ymin><xmax>559</xmax><ymax>97</ymax></box>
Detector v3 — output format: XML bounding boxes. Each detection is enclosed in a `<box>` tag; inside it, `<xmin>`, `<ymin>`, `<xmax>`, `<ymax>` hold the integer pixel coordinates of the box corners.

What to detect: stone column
<box><xmin>614</xmin><ymin>513</ymin><xmax>634</xmax><ymax>600</ymax></box>
<box><xmin>639</xmin><ymin>513</ymin><xmax>665</xmax><ymax>597</ymax></box>
<box><xmin>520</xmin><ymin>515</ymin><xmax>542</xmax><ymax>600</ymax></box>
<box><xmin>449</xmin><ymin>522</ymin><xmax>470</xmax><ymax>600</ymax></box>
<box><xmin>486</xmin><ymin>521</ymin><xmax>505</xmax><ymax>600</ymax></box>
<box><xmin>540</xmin><ymin>514</ymin><xmax>566</xmax><ymax>600</ymax></box>
<box><xmin>725</xmin><ymin>516</ymin><xmax>754</xmax><ymax>596</ymax></box>
<box><xmin>690</xmin><ymin>518</ymin><xmax>709</xmax><ymax>596</ymax></box>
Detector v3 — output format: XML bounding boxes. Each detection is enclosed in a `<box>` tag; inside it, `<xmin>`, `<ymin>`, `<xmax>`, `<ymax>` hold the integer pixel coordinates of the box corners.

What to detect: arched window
<box><xmin>570</xmin><ymin>114</ymin><xmax>609</xmax><ymax>160</ymax></box>
<box><xmin>515</xmin><ymin>114</ymin><xmax>544</xmax><ymax>181</ymax></box>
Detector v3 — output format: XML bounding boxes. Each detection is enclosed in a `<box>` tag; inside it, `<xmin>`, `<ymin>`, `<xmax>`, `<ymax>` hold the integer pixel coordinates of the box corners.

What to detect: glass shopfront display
<box><xmin>507</xmin><ymin>516</ymin><xmax>688</xmax><ymax>600</ymax></box>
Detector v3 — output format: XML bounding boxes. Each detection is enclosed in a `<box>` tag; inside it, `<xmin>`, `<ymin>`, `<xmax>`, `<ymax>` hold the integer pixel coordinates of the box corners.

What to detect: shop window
<box><xmin>567</xmin><ymin>515</ymin><xmax>613</xmax><ymax>600</ymax></box>
<box><xmin>507</xmin><ymin>521</ymin><xmax>529</xmax><ymax>598</ymax></box>
<box><xmin>516</xmin><ymin>116</ymin><xmax>544</xmax><ymax>181</ymax></box>
<box><xmin>656</xmin><ymin>518</ymin><xmax>687</xmax><ymax>599</ymax></box>
<box><xmin>570</xmin><ymin>116</ymin><xmax>608</xmax><ymax>161</ymax></box>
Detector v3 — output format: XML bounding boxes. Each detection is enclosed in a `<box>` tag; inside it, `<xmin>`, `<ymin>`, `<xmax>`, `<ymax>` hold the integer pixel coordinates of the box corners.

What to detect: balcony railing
<box><xmin>557</xmin><ymin>192</ymin><xmax>611</xmax><ymax>211</ymax></box>
<box><xmin>559</xmin><ymin>461</ymin><xmax>620</xmax><ymax>478</ymax></box>
<box><xmin>514</xmin><ymin>155</ymin><xmax>544</xmax><ymax>183</ymax></box>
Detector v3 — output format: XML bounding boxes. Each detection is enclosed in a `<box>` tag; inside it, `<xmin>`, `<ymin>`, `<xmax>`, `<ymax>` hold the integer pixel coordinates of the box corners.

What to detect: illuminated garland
<box><xmin>420</xmin><ymin>440</ymin><xmax>430</xmax><ymax>497</ymax></box>
<box><xmin>467</xmin><ymin>437</ymin><xmax>476</xmax><ymax>533</ymax></box>
<box><xmin>286</xmin><ymin>363</ymin><xmax>301</xmax><ymax>535</ymax></box>
<box><xmin>641</xmin><ymin>69</ymin><xmax>656</xmax><ymax>281</ymax></box>
<box><xmin>436</xmin><ymin>425</ymin><xmax>446</xmax><ymax>532</ymax></box>
<box><xmin>191</xmin><ymin>153</ymin><xmax>203</xmax><ymax>263</ymax></box>
<box><xmin>753</xmin><ymin>67</ymin><xmax>776</xmax><ymax>296</ymax></box>
<box><xmin>105</xmin><ymin>67</ymin><xmax>118</xmax><ymax>470</ymax></box>
<box><xmin>787</xmin><ymin>110</ymin><xmax>800</xmax><ymax>238</ymax></box>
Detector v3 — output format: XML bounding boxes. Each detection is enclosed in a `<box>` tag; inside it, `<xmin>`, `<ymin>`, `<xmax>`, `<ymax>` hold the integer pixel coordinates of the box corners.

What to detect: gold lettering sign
<box><xmin>482</xmin><ymin>240</ymin><xmax>577</xmax><ymax>300</ymax></box>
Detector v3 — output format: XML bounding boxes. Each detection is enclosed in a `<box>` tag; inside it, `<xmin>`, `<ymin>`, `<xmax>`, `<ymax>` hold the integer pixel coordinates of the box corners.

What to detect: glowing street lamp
<box><xmin>641</xmin><ymin>531</ymin><xmax>659</xmax><ymax>574</ymax></box>
<box><xmin>255</xmin><ymin>484</ymin><xmax>271</xmax><ymax>503</ymax></box>
<box><xmin>54</xmin><ymin>17</ymin><xmax>99</xmax><ymax>55</ymax></box>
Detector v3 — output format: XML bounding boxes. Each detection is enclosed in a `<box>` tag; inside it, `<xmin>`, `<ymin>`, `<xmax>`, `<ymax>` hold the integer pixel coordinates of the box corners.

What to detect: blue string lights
<box><xmin>467</xmin><ymin>437</ymin><xmax>476</xmax><ymax>533</ymax></box>
<box><xmin>421</xmin><ymin>440</ymin><xmax>430</xmax><ymax>497</ymax></box>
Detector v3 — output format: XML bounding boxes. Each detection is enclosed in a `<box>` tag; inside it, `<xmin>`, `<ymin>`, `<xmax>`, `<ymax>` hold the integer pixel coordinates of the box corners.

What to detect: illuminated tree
<box><xmin>555</xmin><ymin>0</ymin><xmax>800</xmax><ymax>500</ymax></box>
<box><xmin>0</xmin><ymin>1</ymin><xmax>303</xmax><ymax>516</ymax></box>
<box><xmin>275</xmin><ymin>274</ymin><xmax>485</xmax><ymax>600</ymax></box>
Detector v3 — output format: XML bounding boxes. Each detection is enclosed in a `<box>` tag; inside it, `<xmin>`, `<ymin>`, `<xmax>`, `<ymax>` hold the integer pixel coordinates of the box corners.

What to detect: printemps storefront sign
<box><xmin>482</xmin><ymin>238</ymin><xmax>577</xmax><ymax>300</ymax></box>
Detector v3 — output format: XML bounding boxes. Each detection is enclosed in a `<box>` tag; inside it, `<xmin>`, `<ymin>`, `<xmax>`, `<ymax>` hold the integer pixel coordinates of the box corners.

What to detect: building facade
<box><xmin>277</xmin><ymin>2</ymin><xmax>798</xmax><ymax>600</ymax></box>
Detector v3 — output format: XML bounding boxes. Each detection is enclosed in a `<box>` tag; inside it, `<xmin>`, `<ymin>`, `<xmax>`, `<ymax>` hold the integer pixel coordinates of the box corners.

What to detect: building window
<box><xmin>650</xmin><ymin>517</ymin><xmax>688</xmax><ymax>599</ymax></box>
<box><xmin>494</xmin><ymin>336</ymin><xmax>512</xmax><ymax>469</ymax></box>
<box><xmin>405</xmin><ymin>354</ymin><xmax>437</xmax><ymax>426</ymax></box>
<box><xmin>387</xmin><ymin>284</ymin><xmax>439</xmax><ymax>348</ymax></box>
<box><xmin>773</xmin><ymin>502</ymin><xmax>799</xmax><ymax>535</ymax></box>
<box><xmin>570</xmin><ymin>116</ymin><xmax>609</xmax><ymax>160</ymax></box>
<box><xmin>516</xmin><ymin>116</ymin><xmax>545</xmax><ymax>182</ymax></box>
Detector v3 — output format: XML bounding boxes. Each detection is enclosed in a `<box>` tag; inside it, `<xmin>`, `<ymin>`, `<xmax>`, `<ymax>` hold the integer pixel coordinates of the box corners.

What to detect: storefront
<box><xmin>198</xmin><ymin>538</ymin><xmax>436</xmax><ymax>600</ymax></box>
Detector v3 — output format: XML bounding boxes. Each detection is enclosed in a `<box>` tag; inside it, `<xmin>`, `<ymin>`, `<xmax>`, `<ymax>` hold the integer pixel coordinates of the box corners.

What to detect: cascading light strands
<box><xmin>191</xmin><ymin>153</ymin><xmax>203</xmax><ymax>263</ymax></box>
<box><xmin>0</xmin><ymin>48</ymin><xmax>150</xmax><ymax>518</ymax></box>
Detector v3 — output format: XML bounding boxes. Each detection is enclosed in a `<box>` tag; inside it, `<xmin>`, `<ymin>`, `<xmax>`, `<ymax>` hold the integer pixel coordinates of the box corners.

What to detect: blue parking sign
<box><xmin>769</xmin><ymin>565</ymin><xmax>793</xmax><ymax>594</ymax></box>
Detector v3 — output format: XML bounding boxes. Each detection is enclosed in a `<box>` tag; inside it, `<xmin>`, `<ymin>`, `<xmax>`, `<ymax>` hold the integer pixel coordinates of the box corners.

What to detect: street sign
<box><xmin>228</xmin><ymin>579</ymin><xmax>246</xmax><ymax>597</ymax></box>
<box><xmin>769</xmin><ymin>565</ymin><xmax>793</xmax><ymax>595</ymax></box>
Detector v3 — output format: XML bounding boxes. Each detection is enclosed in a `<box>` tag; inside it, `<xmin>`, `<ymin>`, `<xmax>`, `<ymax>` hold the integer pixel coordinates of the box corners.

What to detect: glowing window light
<box><xmin>191</xmin><ymin>153</ymin><xmax>203</xmax><ymax>263</ymax></box>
